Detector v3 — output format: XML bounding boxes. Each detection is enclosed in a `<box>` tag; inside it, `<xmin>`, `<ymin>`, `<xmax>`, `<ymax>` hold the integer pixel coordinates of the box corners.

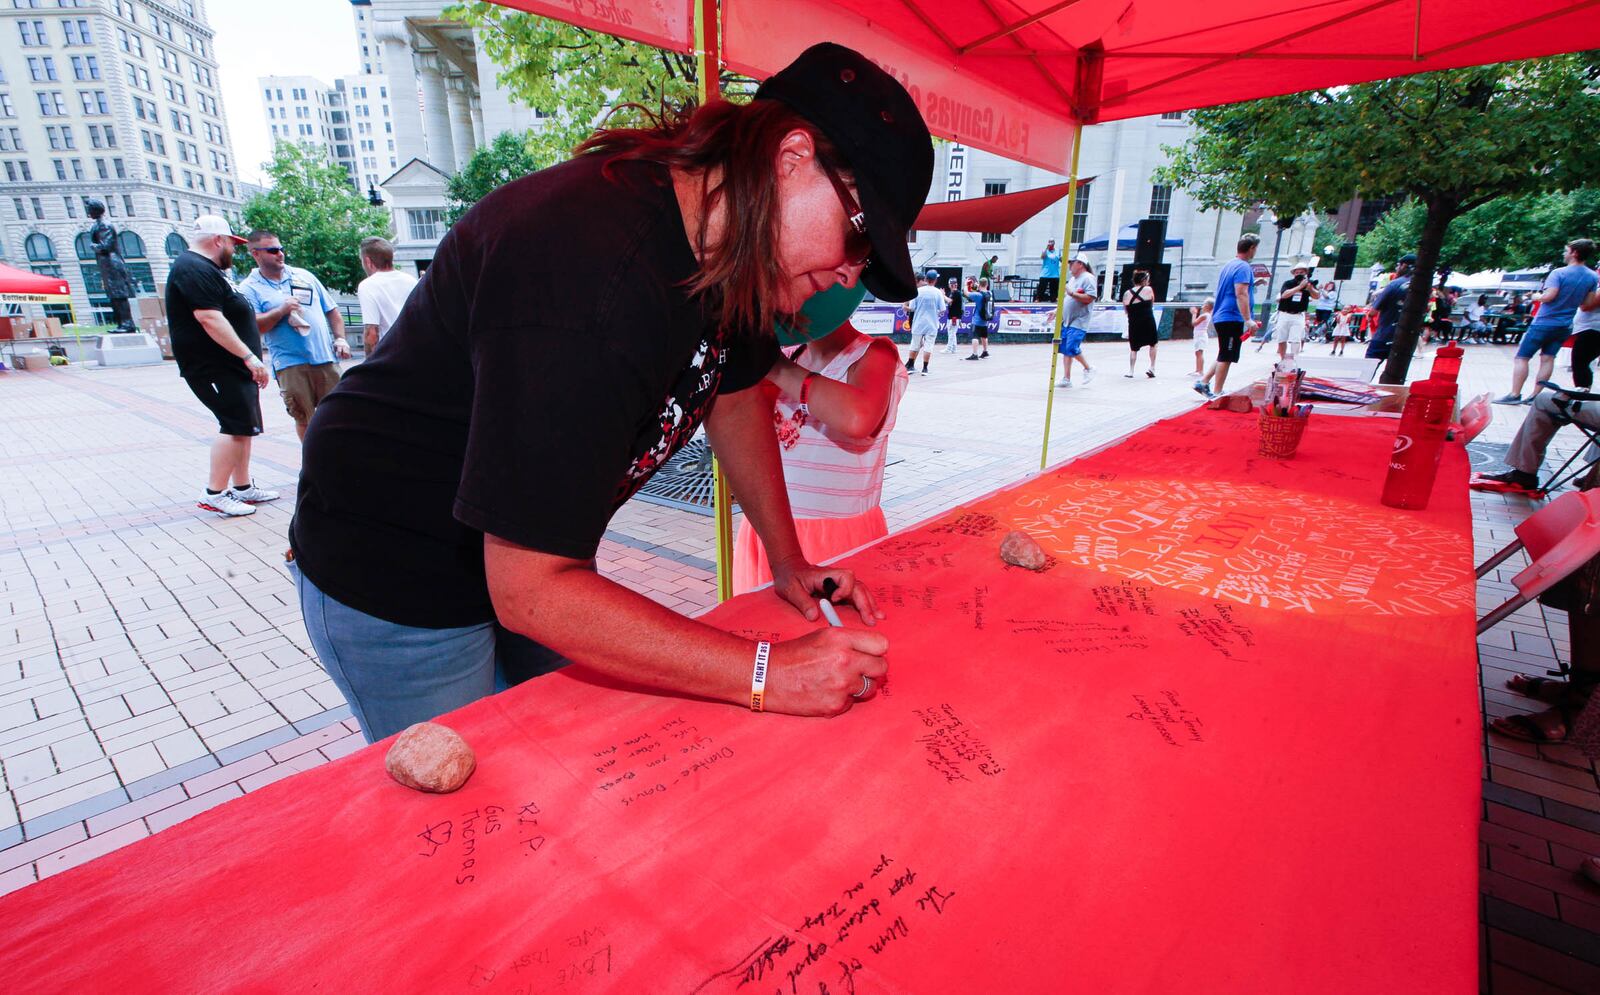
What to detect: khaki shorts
<box><xmin>277</xmin><ymin>362</ymin><xmax>342</xmax><ymax>430</ymax></box>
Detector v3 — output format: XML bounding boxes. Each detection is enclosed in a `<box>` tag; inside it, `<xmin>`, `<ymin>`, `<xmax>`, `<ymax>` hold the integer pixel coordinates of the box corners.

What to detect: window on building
<box><xmin>37</xmin><ymin>91</ymin><xmax>66</xmax><ymax>116</ymax></box>
<box><xmin>406</xmin><ymin>208</ymin><xmax>447</xmax><ymax>242</ymax></box>
<box><xmin>94</xmin><ymin>157</ymin><xmax>106</xmax><ymax>179</ymax></box>
<box><xmin>118</xmin><ymin>231</ymin><xmax>145</xmax><ymax>258</ymax></box>
<box><xmin>26</xmin><ymin>56</ymin><xmax>57</xmax><ymax>82</ymax></box>
<box><xmin>164</xmin><ymin>231</ymin><xmax>185</xmax><ymax>257</ymax></box>
<box><xmin>60</xmin><ymin>126</ymin><xmax>73</xmax><ymax>149</ymax></box>
<box><xmin>62</xmin><ymin>18</ymin><xmax>91</xmax><ymax>45</ymax></box>
<box><xmin>1148</xmin><ymin>183</ymin><xmax>1172</xmax><ymax>220</ymax></box>
<box><xmin>29</xmin><ymin>197</ymin><xmax>44</xmax><ymax>219</ymax></box>
<box><xmin>70</xmin><ymin>159</ymin><xmax>82</xmax><ymax>180</ymax></box>
<box><xmin>52</xmin><ymin>159</ymin><xmax>65</xmax><ymax>180</ymax></box>
<box><xmin>1160</xmin><ymin>111</ymin><xmax>1185</xmax><ymax>121</ymax></box>
<box><xmin>1069</xmin><ymin>181</ymin><xmax>1094</xmax><ymax>244</ymax></box>
<box><xmin>71</xmin><ymin>55</ymin><xmax>99</xmax><ymax>80</ymax></box>
<box><xmin>79</xmin><ymin>90</ymin><xmax>108</xmax><ymax>114</ymax></box>
<box><xmin>122</xmin><ymin>194</ymin><xmax>134</xmax><ymax>217</ymax></box>
<box><xmin>12</xmin><ymin>198</ymin><xmax>24</xmax><ymax>221</ymax></box>
<box><xmin>103</xmin><ymin>125</ymin><xmax>115</xmax><ymax>148</ymax></box>
<box><xmin>0</xmin><ymin>127</ymin><xmax>21</xmax><ymax>151</ymax></box>
<box><xmin>18</xmin><ymin>20</ymin><xmax>47</xmax><ymax>46</ymax></box>
<box><xmin>112</xmin><ymin>157</ymin><xmax>124</xmax><ymax>178</ymax></box>
<box><xmin>0</xmin><ymin>94</ymin><xmax>13</xmax><ymax>117</ymax></box>
<box><xmin>25</xmin><ymin>232</ymin><xmax>54</xmax><ymax>261</ymax></box>
<box><xmin>63</xmin><ymin>196</ymin><xmax>77</xmax><ymax>218</ymax></box>
<box><xmin>156</xmin><ymin>198</ymin><xmax>167</xmax><ymax>218</ymax></box>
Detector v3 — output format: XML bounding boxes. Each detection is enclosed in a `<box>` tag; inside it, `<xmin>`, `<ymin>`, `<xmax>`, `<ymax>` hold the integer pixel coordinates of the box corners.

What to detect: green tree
<box><xmin>240</xmin><ymin>141</ymin><xmax>393</xmax><ymax>294</ymax></box>
<box><xmin>445</xmin><ymin>2</ymin><xmax>754</xmax><ymax>165</ymax></box>
<box><xmin>1360</xmin><ymin>188</ymin><xmax>1600</xmax><ymax>276</ymax></box>
<box><xmin>1159</xmin><ymin>53</ymin><xmax>1600</xmax><ymax>383</ymax></box>
<box><xmin>446</xmin><ymin>130</ymin><xmax>547</xmax><ymax>224</ymax></box>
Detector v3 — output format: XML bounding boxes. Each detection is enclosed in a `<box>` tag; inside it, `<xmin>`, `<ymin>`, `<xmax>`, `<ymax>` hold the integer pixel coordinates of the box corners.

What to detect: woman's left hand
<box><xmin>771</xmin><ymin>558</ymin><xmax>884</xmax><ymax>627</ymax></box>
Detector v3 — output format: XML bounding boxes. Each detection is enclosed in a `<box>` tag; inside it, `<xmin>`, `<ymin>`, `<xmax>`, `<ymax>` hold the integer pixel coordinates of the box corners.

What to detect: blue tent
<box><xmin>1079</xmin><ymin>223</ymin><xmax>1183</xmax><ymax>252</ymax></box>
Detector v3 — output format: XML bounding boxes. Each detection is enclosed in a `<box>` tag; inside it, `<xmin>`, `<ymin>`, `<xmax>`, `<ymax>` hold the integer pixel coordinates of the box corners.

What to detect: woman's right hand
<box><xmin>762</xmin><ymin>627</ymin><xmax>890</xmax><ymax>716</ymax></box>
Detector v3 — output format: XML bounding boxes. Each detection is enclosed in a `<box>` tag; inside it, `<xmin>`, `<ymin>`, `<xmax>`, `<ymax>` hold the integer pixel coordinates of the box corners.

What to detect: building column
<box><xmin>418</xmin><ymin>54</ymin><xmax>456</xmax><ymax>172</ymax></box>
<box><xmin>447</xmin><ymin>77</ymin><xmax>476</xmax><ymax>168</ymax></box>
<box><xmin>469</xmin><ymin>95</ymin><xmax>485</xmax><ymax>150</ymax></box>
<box><xmin>375</xmin><ymin>19</ymin><xmax>426</xmax><ymax>166</ymax></box>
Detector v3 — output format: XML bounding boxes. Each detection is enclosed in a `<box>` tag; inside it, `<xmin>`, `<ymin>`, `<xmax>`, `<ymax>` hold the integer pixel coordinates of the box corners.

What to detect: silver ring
<box><xmin>851</xmin><ymin>675</ymin><xmax>872</xmax><ymax>699</ymax></box>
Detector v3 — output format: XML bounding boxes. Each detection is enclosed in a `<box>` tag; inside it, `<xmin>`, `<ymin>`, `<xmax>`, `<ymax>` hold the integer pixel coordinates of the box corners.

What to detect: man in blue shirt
<box><xmin>1037</xmin><ymin>238</ymin><xmax>1063</xmax><ymax>302</ymax></box>
<box><xmin>1495</xmin><ymin>239</ymin><xmax>1599</xmax><ymax>405</ymax></box>
<box><xmin>1363</xmin><ymin>254</ymin><xmax>1414</xmax><ymax>362</ymax></box>
<box><xmin>238</xmin><ymin>229</ymin><xmax>351</xmax><ymax>439</ymax></box>
<box><xmin>1196</xmin><ymin>233</ymin><xmax>1261</xmax><ymax>398</ymax></box>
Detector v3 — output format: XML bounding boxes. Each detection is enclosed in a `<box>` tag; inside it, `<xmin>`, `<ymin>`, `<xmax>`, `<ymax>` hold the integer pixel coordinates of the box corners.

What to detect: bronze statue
<box><xmin>85</xmin><ymin>199</ymin><xmax>137</xmax><ymax>332</ymax></box>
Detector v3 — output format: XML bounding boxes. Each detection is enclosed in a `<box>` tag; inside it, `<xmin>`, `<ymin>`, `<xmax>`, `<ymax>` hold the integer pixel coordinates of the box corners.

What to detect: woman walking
<box><xmin>1124</xmin><ymin>269</ymin><xmax>1159</xmax><ymax>378</ymax></box>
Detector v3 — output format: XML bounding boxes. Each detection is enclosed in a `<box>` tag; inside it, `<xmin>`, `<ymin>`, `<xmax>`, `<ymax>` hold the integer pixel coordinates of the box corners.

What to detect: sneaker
<box><xmin>1145</xmin><ymin>370</ymin><xmax>1156</xmax><ymax>378</ymax></box>
<box><xmin>980</xmin><ymin>351</ymin><xmax>990</xmax><ymax>358</ymax></box>
<box><xmin>1522</xmin><ymin>395</ymin><xmax>1538</xmax><ymax>405</ymax></box>
<box><xmin>921</xmin><ymin>369</ymin><xmax>930</xmax><ymax>377</ymax></box>
<box><xmin>198</xmin><ymin>489</ymin><xmax>255</xmax><ymax>517</ymax></box>
<box><xmin>1491</xmin><ymin>394</ymin><xmax>1523</xmax><ymax>405</ymax></box>
<box><xmin>227</xmin><ymin>483</ymin><xmax>279</xmax><ymax>504</ymax></box>
<box><xmin>1057</xmin><ymin>378</ymin><xmax>1073</xmax><ymax>388</ymax></box>
<box><xmin>1470</xmin><ymin>470</ymin><xmax>1542</xmax><ymax>496</ymax></box>
<box><xmin>1124</xmin><ymin>373</ymin><xmax>1135</xmax><ymax>378</ymax></box>
<box><xmin>1082</xmin><ymin>368</ymin><xmax>1097</xmax><ymax>385</ymax></box>
<box><xmin>965</xmin><ymin>354</ymin><xmax>981</xmax><ymax>361</ymax></box>
<box><xmin>1193</xmin><ymin>382</ymin><xmax>1210</xmax><ymax>398</ymax></box>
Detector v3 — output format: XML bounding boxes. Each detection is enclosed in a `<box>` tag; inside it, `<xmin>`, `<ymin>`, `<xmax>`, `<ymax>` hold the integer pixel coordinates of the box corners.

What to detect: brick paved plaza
<box><xmin>3</xmin><ymin>339</ymin><xmax>1599</xmax><ymax>990</ymax></box>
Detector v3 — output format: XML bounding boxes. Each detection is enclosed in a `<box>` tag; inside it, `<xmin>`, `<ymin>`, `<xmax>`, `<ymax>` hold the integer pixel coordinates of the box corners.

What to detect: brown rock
<box><xmin>999</xmin><ymin>530</ymin><xmax>1048</xmax><ymax>571</ymax></box>
<box><xmin>385</xmin><ymin>721</ymin><xmax>476</xmax><ymax>793</ymax></box>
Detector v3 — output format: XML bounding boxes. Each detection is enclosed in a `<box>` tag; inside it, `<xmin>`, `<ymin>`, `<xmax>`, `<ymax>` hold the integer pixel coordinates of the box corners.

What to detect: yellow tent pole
<box><xmin>698</xmin><ymin>0</ymin><xmax>736</xmax><ymax>603</ymax></box>
<box><xmin>1040</xmin><ymin>122</ymin><xmax>1085</xmax><ymax>471</ymax></box>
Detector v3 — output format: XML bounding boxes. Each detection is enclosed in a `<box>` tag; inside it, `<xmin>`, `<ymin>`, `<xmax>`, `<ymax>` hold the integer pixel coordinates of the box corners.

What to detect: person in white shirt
<box><xmin>355</xmin><ymin>236</ymin><xmax>419</xmax><ymax>354</ymax></box>
<box><xmin>904</xmin><ymin>270</ymin><xmax>946</xmax><ymax>376</ymax></box>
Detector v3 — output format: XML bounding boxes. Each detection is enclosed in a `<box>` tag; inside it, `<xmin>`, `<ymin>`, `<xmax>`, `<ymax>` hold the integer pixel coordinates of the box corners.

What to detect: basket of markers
<box><xmin>1258</xmin><ymin>366</ymin><xmax>1312</xmax><ymax>459</ymax></box>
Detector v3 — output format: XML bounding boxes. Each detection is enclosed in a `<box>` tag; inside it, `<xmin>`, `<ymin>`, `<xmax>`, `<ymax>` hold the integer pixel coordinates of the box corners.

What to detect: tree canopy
<box><xmin>239</xmin><ymin>141</ymin><xmax>393</xmax><ymax>294</ymax></box>
<box><xmin>445</xmin><ymin>130</ymin><xmax>546</xmax><ymax>225</ymax></box>
<box><xmin>1158</xmin><ymin>52</ymin><xmax>1600</xmax><ymax>382</ymax></box>
<box><xmin>1359</xmin><ymin>188</ymin><xmax>1600</xmax><ymax>276</ymax></box>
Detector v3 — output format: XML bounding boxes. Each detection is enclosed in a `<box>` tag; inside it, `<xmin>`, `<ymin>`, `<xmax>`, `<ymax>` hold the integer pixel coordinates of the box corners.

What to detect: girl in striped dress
<box><xmin>734</xmin><ymin>282</ymin><xmax>910</xmax><ymax>594</ymax></box>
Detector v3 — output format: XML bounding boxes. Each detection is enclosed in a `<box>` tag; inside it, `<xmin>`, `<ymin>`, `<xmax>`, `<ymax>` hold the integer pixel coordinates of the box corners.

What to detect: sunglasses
<box><xmin>252</xmin><ymin>246</ymin><xmax>284</xmax><ymax>255</ymax></box>
<box><xmin>817</xmin><ymin>159</ymin><xmax>871</xmax><ymax>269</ymax></box>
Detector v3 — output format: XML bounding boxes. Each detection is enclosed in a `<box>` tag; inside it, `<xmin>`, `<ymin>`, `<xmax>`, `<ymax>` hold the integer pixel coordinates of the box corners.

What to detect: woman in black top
<box><xmin>944</xmin><ymin>277</ymin><xmax>965</xmax><ymax>353</ymax></box>
<box><xmin>1123</xmin><ymin>269</ymin><xmax>1159</xmax><ymax>378</ymax></box>
<box><xmin>289</xmin><ymin>45</ymin><xmax>934</xmax><ymax>741</ymax></box>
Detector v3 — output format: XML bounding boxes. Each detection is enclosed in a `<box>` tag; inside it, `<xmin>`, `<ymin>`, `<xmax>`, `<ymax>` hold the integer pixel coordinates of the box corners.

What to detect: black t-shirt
<box><xmin>1278</xmin><ymin>277</ymin><xmax>1313</xmax><ymax>315</ymax></box>
<box><xmin>290</xmin><ymin>155</ymin><xmax>777</xmax><ymax>628</ymax></box>
<box><xmin>165</xmin><ymin>249</ymin><xmax>260</xmax><ymax>378</ymax></box>
<box><xmin>1372</xmin><ymin>275</ymin><xmax>1411</xmax><ymax>338</ymax></box>
<box><xmin>947</xmin><ymin>288</ymin><xmax>964</xmax><ymax>319</ymax></box>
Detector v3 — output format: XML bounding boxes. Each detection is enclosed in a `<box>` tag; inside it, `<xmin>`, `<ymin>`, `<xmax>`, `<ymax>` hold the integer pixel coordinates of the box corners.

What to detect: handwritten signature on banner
<box><xmin>691</xmin><ymin>852</ymin><xmax>958</xmax><ymax>995</ymax></box>
<box><xmin>1008</xmin><ymin>477</ymin><xmax>1474</xmax><ymax>615</ymax></box>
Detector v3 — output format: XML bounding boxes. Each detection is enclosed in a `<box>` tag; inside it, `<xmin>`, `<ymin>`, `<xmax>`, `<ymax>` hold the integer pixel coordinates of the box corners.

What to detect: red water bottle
<box><xmin>1430</xmin><ymin>340</ymin><xmax>1463</xmax><ymax>382</ymax></box>
<box><xmin>1381</xmin><ymin>379</ymin><xmax>1458</xmax><ymax>509</ymax></box>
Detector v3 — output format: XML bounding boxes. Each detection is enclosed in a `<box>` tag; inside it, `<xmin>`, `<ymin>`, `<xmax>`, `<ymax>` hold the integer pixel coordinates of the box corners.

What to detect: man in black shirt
<box><xmin>1268</xmin><ymin>260</ymin><xmax>1319</xmax><ymax>361</ymax></box>
<box><xmin>166</xmin><ymin>215</ymin><xmax>276</xmax><ymax>518</ymax></box>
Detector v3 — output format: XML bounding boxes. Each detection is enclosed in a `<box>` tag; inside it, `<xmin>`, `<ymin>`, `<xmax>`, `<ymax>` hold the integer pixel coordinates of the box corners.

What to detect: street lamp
<box><xmin>367</xmin><ymin>185</ymin><xmax>384</xmax><ymax>207</ymax></box>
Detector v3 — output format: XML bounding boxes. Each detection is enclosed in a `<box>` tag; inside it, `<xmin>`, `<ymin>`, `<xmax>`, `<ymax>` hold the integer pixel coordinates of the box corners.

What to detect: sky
<box><xmin>209</xmin><ymin>0</ymin><xmax>360</xmax><ymax>186</ymax></box>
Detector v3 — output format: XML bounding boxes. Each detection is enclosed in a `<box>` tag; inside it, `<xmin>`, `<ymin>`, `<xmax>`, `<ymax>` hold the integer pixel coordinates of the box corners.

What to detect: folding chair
<box><xmin>1477</xmin><ymin>489</ymin><xmax>1600</xmax><ymax>634</ymax></box>
<box><xmin>1529</xmin><ymin>382</ymin><xmax>1600</xmax><ymax>495</ymax></box>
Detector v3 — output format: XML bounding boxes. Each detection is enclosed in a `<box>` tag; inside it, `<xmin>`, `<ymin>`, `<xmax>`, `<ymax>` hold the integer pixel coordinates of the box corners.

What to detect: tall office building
<box><xmin>258</xmin><ymin>72</ymin><xmax>395</xmax><ymax>195</ymax></box>
<box><xmin>0</xmin><ymin>0</ymin><xmax>245</xmax><ymax>324</ymax></box>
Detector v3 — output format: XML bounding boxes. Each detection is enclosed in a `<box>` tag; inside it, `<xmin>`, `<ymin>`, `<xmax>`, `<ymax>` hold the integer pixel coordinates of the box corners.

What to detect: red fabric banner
<box><xmin>486</xmin><ymin>0</ymin><xmax>694</xmax><ymax>56</ymax></box>
<box><xmin>724</xmin><ymin>0</ymin><xmax>1080</xmax><ymax>171</ymax></box>
<box><xmin>0</xmin><ymin>409</ymin><xmax>1478</xmax><ymax>992</ymax></box>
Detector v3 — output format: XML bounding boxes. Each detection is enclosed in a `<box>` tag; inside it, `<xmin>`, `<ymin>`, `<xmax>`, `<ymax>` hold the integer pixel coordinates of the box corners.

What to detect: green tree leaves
<box><xmin>445</xmin><ymin>130</ymin><xmax>545</xmax><ymax>225</ymax></box>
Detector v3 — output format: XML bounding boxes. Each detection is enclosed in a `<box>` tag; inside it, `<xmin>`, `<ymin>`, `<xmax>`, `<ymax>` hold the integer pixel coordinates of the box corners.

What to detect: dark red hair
<box><xmin>578</xmin><ymin>99</ymin><xmax>850</xmax><ymax>336</ymax></box>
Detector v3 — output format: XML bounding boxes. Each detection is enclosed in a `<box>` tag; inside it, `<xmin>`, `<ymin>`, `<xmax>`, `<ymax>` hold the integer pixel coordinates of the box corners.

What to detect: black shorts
<box><xmin>1213</xmin><ymin>320</ymin><xmax>1244</xmax><ymax>363</ymax></box>
<box><xmin>972</xmin><ymin>324</ymin><xmax>989</xmax><ymax>337</ymax></box>
<box><xmin>184</xmin><ymin>371</ymin><xmax>264</xmax><ymax>437</ymax></box>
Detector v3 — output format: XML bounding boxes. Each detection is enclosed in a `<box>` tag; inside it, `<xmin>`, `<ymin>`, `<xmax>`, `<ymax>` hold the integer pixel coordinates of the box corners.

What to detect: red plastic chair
<box><xmin>1476</xmin><ymin>489</ymin><xmax>1600</xmax><ymax>633</ymax></box>
<box><xmin>1454</xmin><ymin>392</ymin><xmax>1491</xmax><ymax>444</ymax></box>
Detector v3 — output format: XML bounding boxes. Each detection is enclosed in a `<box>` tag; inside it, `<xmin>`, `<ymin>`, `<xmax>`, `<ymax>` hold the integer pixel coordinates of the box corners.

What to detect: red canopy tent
<box><xmin>0</xmin><ymin>262</ymin><xmax>70</xmax><ymax>304</ymax></box>
<box><xmin>914</xmin><ymin>177</ymin><xmax>1092</xmax><ymax>234</ymax></box>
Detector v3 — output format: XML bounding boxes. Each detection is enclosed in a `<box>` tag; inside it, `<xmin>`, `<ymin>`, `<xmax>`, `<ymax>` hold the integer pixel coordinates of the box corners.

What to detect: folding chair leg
<box><xmin>1478</xmin><ymin>593</ymin><xmax>1532</xmax><ymax>635</ymax></box>
<box><xmin>1476</xmin><ymin>539</ymin><xmax>1525</xmax><ymax>579</ymax></box>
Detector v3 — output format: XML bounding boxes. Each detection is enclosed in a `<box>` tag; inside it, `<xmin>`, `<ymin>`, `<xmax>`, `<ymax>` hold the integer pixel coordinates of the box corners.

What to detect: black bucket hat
<box><xmin>756</xmin><ymin>43</ymin><xmax>934</xmax><ymax>303</ymax></box>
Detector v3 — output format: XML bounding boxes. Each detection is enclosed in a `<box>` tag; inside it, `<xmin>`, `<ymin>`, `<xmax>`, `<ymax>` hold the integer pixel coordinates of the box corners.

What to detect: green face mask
<box><xmin>774</xmin><ymin>282</ymin><xmax>868</xmax><ymax>347</ymax></box>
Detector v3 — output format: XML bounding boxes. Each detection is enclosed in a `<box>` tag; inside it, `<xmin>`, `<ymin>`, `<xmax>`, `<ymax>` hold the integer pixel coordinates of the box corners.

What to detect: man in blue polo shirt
<box><xmin>1495</xmin><ymin>239</ymin><xmax>1598</xmax><ymax>406</ymax></box>
<box><xmin>1195</xmin><ymin>233</ymin><xmax>1261</xmax><ymax>398</ymax></box>
<box><xmin>238</xmin><ymin>229</ymin><xmax>351</xmax><ymax>440</ymax></box>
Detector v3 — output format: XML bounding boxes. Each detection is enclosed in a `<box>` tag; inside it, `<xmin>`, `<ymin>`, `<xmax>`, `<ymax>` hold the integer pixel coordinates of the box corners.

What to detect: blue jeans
<box><xmin>291</xmin><ymin>561</ymin><xmax>569</xmax><ymax>743</ymax></box>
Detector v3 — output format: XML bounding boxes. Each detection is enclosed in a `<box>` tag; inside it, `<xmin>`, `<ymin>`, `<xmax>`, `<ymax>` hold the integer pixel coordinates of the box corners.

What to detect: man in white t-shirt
<box><xmin>904</xmin><ymin>270</ymin><xmax>946</xmax><ymax>376</ymax></box>
<box><xmin>355</xmin><ymin>236</ymin><xmax>418</xmax><ymax>355</ymax></box>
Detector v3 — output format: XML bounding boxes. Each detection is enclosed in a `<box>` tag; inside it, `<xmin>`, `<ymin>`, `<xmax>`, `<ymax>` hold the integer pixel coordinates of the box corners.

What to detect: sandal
<box><xmin>1506</xmin><ymin>674</ymin><xmax>1572</xmax><ymax>705</ymax></box>
<box><xmin>1489</xmin><ymin>708</ymin><xmax>1572</xmax><ymax>744</ymax></box>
